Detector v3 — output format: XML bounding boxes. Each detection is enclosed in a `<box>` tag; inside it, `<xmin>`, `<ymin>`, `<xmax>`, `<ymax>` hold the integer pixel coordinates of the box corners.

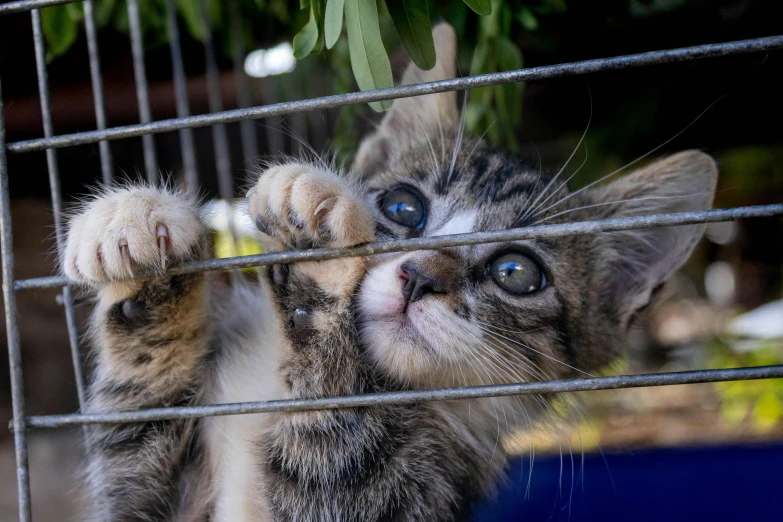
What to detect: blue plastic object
<box><xmin>470</xmin><ymin>444</ymin><xmax>783</xmax><ymax>521</ymax></box>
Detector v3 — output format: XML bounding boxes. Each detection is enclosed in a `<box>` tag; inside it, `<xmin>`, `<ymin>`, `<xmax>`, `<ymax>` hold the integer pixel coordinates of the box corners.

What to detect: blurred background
<box><xmin>0</xmin><ymin>0</ymin><xmax>782</xmax><ymax>520</ymax></box>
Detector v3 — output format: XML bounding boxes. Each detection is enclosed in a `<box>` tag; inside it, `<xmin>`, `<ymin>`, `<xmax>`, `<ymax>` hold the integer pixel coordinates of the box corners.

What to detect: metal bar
<box><xmin>31</xmin><ymin>9</ymin><xmax>86</xmax><ymax>406</ymax></box>
<box><xmin>0</xmin><ymin>0</ymin><xmax>75</xmax><ymax>15</ymax></box>
<box><xmin>228</xmin><ymin>0</ymin><xmax>259</xmax><ymax>173</ymax></box>
<box><xmin>13</xmin><ymin>203</ymin><xmax>783</xmax><ymax>291</ymax></box>
<box><xmin>199</xmin><ymin>0</ymin><xmax>233</xmax><ymax>200</ymax></box>
<box><xmin>126</xmin><ymin>0</ymin><xmax>158</xmax><ymax>184</ymax></box>
<box><xmin>83</xmin><ymin>0</ymin><xmax>113</xmax><ymax>184</ymax></box>
<box><xmin>16</xmin><ymin>365</ymin><xmax>783</xmax><ymax>429</ymax></box>
<box><xmin>164</xmin><ymin>0</ymin><xmax>198</xmax><ymax>195</ymax></box>
<box><xmin>7</xmin><ymin>35</ymin><xmax>783</xmax><ymax>154</ymax></box>
<box><xmin>0</xmin><ymin>72</ymin><xmax>33</xmax><ymax>522</ymax></box>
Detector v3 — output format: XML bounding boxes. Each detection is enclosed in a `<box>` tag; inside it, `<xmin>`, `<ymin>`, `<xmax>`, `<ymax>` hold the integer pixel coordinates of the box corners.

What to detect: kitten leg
<box><xmin>248</xmin><ymin>165</ymin><xmax>493</xmax><ymax>522</ymax></box>
<box><xmin>247</xmin><ymin>163</ymin><xmax>374</xmax><ymax>397</ymax></box>
<box><xmin>64</xmin><ymin>186</ymin><xmax>211</xmax><ymax>521</ymax></box>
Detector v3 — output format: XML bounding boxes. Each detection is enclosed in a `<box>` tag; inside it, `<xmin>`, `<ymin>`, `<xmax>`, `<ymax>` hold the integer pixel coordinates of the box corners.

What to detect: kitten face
<box><xmin>357</xmin><ymin>139</ymin><xmax>573</xmax><ymax>388</ymax></box>
<box><xmin>353</xmin><ymin>23</ymin><xmax>717</xmax><ymax>394</ymax></box>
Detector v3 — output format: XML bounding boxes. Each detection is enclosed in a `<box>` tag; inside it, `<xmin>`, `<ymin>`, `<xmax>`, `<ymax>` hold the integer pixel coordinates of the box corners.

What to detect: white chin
<box><xmin>357</xmin><ymin>260</ymin><xmax>439</xmax><ymax>384</ymax></box>
<box><xmin>358</xmin><ymin>318</ymin><xmax>439</xmax><ymax>385</ymax></box>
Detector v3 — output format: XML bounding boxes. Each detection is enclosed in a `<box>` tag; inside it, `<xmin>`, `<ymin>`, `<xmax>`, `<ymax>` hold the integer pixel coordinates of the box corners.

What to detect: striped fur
<box><xmin>65</xmin><ymin>23</ymin><xmax>717</xmax><ymax>522</ymax></box>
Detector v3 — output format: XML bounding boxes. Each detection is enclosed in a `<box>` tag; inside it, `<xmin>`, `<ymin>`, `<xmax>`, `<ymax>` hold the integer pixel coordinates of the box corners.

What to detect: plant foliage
<box><xmin>39</xmin><ymin>0</ymin><xmax>570</xmax><ymax>146</ymax></box>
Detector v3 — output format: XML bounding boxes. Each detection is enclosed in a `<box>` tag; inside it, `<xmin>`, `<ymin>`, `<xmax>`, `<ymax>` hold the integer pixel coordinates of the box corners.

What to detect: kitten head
<box><xmin>355</xmin><ymin>24</ymin><xmax>717</xmax><ymax>392</ymax></box>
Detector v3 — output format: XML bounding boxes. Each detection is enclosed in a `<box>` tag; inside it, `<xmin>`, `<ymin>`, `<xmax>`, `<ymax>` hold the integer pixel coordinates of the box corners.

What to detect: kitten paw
<box><xmin>63</xmin><ymin>186</ymin><xmax>202</xmax><ymax>286</ymax></box>
<box><xmin>247</xmin><ymin>163</ymin><xmax>374</xmax><ymax>250</ymax></box>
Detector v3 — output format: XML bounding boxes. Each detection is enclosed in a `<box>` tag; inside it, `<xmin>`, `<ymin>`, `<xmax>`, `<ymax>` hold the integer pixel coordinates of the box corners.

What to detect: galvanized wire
<box><xmin>16</xmin><ymin>365</ymin><xmax>783</xmax><ymax>429</ymax></box>
<box><xmin>228</xmin><ymin>0</ymin><xmax>260</xmax><ymax>174</ymax></box>
<box><xmin>126</xmin><ymin>0</ymin><xmax>158</xmax><ymax>184</ymax></box>
<box><xmin>30</xmin><ymin>9</ymin><xmax>86</xmax><ymax>406</ymax></box>
<box><xmin>164</xmin><ymin>0</ymin><xmax>199</xmax><ymax>195</ymax></box>
<box><xmin>6</xmin><ymin>35</ymin><xmax>783</xmax><ymax>154</ymax></box>
<box><xmin>199</xmin><ymin>0</ymin><xmax>233</xmax><ymax>200</ymax></box>
<box><xmin>13</xmin><ymin>203</ymin><xmax>783</xmax><ymax>291</ymax></box>
<box><xmin>0</xmin><ymin>73</ymin><xmax>32</xmax><ymax>522</ymax></box>
<box><xmin>82</xmin><ymin>0</ymin><xmax>113</xmax><ymax>184</ymax></box>
<box><xmin>0</xmin><ymin>0</ymin><xmax>74</xmax><ymax>14</ymax></box>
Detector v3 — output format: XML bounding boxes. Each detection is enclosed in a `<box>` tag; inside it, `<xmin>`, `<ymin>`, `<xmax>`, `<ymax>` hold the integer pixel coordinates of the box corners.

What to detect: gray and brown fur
<box><xmin>64</xmin><ymin>23</ymin><xmax>717</xmax><ymax>522</ymax></box>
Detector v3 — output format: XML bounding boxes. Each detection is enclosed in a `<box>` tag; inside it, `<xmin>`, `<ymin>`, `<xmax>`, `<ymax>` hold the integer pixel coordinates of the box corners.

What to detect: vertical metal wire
<box><xmin>227</xmin><ymin>0</ymin><xmax>259</xmax><ymax>174</ymax></box>
<box><xmin>198</xmin><ymin>0</ymin><xmax>232</xmax><ymax>201</ymax></box>
<box><xmin>126</xmin><ymin>0</ymin><xmax>158</xmax><ymax>184</ymax></box>
<box><xmin>82</xmin><ymin>0</ymin><xmax>113</xmax><ymax>184</ymax></box>
<box><xmin>31</xmin><ymin>9</ymin><xmax>86</xmax><ymax>407</ymax></box>
<box><xmin>261</xmin><ymin>78</ymin><xmax>285</xmax><ymax>156</ymax></box>
<box><xmin>164</xmin><ymin>0</ymin><xmax>199</xmax><ymax>196</ymax></box>
<box><xmin>0</xmin><ymin>72</ymin><xmax>33</xmax><ymax>522</ymax></box>
<box><xmin>199</xmin><ymin>0</ymin><xmax>238</xmax><ymax>259</ymax></box>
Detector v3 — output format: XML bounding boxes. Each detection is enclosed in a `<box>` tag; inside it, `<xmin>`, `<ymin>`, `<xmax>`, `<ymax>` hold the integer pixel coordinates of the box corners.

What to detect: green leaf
<box><xmin>517</xmin><ymin>7</ymin><xmax>538</xmax><ymax>32</ymax></box>
<box><xmin>176</xmin><ymin>0</ymin><xmax>207</xmax><ymax>41</ymax></box>
<box><xmin>312</xmin><ymin>0</ymin><xmax>325</xmax><ymax>54</ymax></box>
<box><xmin>463</xmin><ymin>0</ymin><xmax>491</xmax><ymax>16</ymax></box>
<box><xmin>65</xmin><ymin>2</ymin><xmax>84</xmax><ymax>23</ymax></box>
<box><xmin>293</xmin><ymin>1</ymin><xmax>319</xmax><ymax>58</ymax></box>
<box><xmin>41</xmin><ymin>5</ymin><xmax>79</xmax><ymax>61</ymax></box>
<box><xmin>324</xmin><ymin>0</ymin><xmax>345</xmax><ymax>49</ymax></box>
<box><xmin>344</xmin><ymin>0</ymin><xmax>393</xmax><ymax>111</ymax></box>
<box><xmin>93</xmin><ymin>0</ymin><xmax>117</xmax><ymax>28</ymax></box>
<box><xmin>386</xmin><ymin>0</ymin><xmax>435</xmax><ymax>70</ymax></box>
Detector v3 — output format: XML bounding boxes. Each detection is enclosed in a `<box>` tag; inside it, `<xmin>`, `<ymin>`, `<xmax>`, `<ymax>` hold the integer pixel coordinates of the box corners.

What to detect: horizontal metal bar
<box><xmin>13</xmin><ymin>203</ymin><xmax>783</xmax><ymax>291</ymax></box>
<box><xmin>0</xmin><ymin>0</ymin><xmax>75</xmax><ymax>15</ymax></box>
<box><xmin>6</xmin><ymin>35</ymin><xmax>783</xmax><ymax>154</ymax></box>
<box><xmin>16</xmin><ymin>365</ymin><xmax>783</xmax><ymax>429</ymax></box>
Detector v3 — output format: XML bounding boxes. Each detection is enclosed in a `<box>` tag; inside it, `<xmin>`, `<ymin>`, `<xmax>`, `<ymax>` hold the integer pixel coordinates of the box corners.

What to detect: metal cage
<box><xmin>1</xmin><ymin>1</ymin><xmax>782</xmax><ymax>520</ymax></box>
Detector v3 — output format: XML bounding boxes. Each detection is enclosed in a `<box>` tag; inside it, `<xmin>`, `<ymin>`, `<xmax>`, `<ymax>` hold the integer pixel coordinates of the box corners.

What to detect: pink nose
<box><xmin>398</xmin><ymin>262</ymin><xmax>447</xmax><ymax>307</ymax></box>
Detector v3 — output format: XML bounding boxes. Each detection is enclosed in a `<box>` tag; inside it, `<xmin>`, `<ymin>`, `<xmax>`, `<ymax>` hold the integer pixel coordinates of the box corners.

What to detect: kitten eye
<box><xmin>379</xmin><ymin>186</ymin><xmax>426</xmax><ymax>229</ymax></box>
<box><xmin>488</xmin><ymin>252</ymin><xmax>546</xmax><ymax>295</ymax></box>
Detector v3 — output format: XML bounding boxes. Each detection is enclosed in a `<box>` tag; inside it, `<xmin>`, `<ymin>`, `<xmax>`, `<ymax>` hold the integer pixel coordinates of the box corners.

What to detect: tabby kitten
<box><xmin>64</xmin><ymin>23</ymin><xmax>717</xmax><ymax>522</ymax></box>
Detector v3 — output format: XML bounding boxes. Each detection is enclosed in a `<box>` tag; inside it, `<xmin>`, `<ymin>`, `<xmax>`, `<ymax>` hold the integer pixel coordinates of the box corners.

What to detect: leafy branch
<box><xmin>40</xmin><ymin>0</ymin><xmax>568</xmax><ymax>149</ymax></box>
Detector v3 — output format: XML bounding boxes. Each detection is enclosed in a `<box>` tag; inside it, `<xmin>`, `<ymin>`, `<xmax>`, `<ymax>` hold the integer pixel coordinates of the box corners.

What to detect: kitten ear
<box><xmin>588</xmin><ymin>150</ymin><xmax>718</xmax><ymax>326</ymax></box>
<box><xmin>353</xmin><ymin>22</ymin><xmax>459</xmax><ymax>174</ymax></box>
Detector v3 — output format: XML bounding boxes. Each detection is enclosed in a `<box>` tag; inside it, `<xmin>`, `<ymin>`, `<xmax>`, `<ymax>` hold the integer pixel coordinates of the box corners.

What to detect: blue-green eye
<box><xmin>380</xmin><ymin>186</ymin><xmax>426</xmax><ymax>229</ymax></box>
<box><xmin>488</xmin><ymin>252</ymin><xmax>546</xmax><ymax>295</ymax></box>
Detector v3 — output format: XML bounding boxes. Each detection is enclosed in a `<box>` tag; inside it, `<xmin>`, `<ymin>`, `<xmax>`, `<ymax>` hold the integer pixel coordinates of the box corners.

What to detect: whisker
<box><xmin>477</xmin><ymin>324</ymin><xmax>594</xmax><ymax>377</ymax></box>
<box><xmin>524</xmin><ymin>143</ymin><xmax>588</xmax><ymax>223</ymax></box>
<box><xmin>534</xmin><ymin>95</ymin><xmax>726</xmax><ymax>218</ymax></box>
<box><xmin>530</xmin><ymin>190</ymin><xmax>713</xmax><ymax>226</ymax></box>
<box><xmin>517</xmin><ymin>86</ymin><xmax>593</xmax><ymax>225</ymax></box>
<box><xmin>447</xmin><ymin>91</ymin><xmax>469</xmax><ymax>185</ymax></box>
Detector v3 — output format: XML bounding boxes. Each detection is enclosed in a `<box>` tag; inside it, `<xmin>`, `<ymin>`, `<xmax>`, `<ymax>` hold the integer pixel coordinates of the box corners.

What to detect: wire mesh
<box><xmin>0</xmin><ymin>2</ymin><xmax>782</xmax><ymax>520</ymax></box>
<box><xmin>30</xmin><ymin>8</ymin><xmax>86</xmax><ymax>407</ymax></box>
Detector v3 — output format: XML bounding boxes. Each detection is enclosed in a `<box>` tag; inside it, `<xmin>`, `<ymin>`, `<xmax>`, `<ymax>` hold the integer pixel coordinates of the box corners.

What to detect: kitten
<box><xmin>64</xmin><ymin>23</ymin><xmax>717</xmax><ymax>522</ymax></box>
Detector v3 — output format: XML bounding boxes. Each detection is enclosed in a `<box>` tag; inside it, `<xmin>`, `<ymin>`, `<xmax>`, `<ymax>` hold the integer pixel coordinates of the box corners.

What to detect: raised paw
<box><xmin>246</xmin><ymin>163</ymin><xmax>375</xmax><ymax>251</ymax></box>
<box><xmin>63</xmin><ymin>186</ymin><xmax>203</xmax><ymax>286</ymax></box>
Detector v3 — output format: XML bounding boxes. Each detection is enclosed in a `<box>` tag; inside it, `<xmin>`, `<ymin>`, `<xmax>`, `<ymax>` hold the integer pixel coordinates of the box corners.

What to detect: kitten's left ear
<box><xmin>587</xmin><ymin>150</ymin><xmax>718</xmax><ymax>327</ymax></box>
<box><xmin>353</xmin><ymin>23</ymin><xmax>459</xmax><ymax>175</ymax></box>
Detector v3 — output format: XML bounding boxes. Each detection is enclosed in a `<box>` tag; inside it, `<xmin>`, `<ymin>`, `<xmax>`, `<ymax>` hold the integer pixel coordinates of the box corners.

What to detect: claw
<box><xmin>314</xmin><ymin>196</ymin><xmax>338</xmax><ymax>217</ymax></box>
<box><xmin>157</xmin><ymin>224</ymin><xmax>169</xmax><ymax>271</ymax></box>
<box><xmin>118</xmin><ymin>238</ymin><xmax>133</xmax><ymax>278</ymax></box>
